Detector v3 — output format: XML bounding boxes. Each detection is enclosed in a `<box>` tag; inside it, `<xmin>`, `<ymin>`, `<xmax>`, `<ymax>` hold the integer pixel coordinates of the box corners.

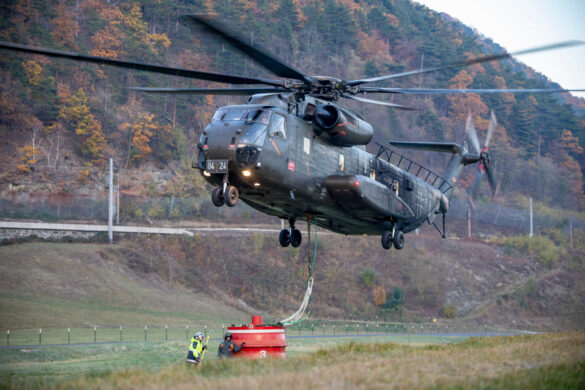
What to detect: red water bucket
<box><xmin>227</xmin><ymin>315</ymin><xmax>287</xmax><ymax>358</ymax></box>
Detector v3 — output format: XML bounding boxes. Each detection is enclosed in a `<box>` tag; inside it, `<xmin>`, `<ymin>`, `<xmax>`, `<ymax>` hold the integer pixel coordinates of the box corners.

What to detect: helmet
<box><xmin>195</xmin><ymin>332</ymin><xmax>203</xmax><ymax>338</ymax></box>
<box><xmin>224</xmin><ymin>332</ymin><xmax>232</xmax><ymax>339</ymax></box>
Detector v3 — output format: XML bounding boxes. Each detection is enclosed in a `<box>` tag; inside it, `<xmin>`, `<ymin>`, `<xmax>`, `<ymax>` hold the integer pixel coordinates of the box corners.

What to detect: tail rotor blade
<box><xmin>485</xmin><ymin>111</ymin><xmax>497</xmax><ymax>149</ymax></box>
<box><xmin>471</xmin><ymin>167</ymin><xmax>484</xmax><ymax>198</ymax></box>
<box><xmin>465</xmin><ymin>113</ymin><xmax>480</xmax><ymax>154</ymax></box>
<box><xmin>485</xmin><ymin>164</ymin><xmax>497</xmax><ymax>196</ymax></box>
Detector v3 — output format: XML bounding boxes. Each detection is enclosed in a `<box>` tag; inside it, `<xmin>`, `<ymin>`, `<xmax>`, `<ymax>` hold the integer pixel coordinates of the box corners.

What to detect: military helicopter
<box><xmin>1</xmin><ymin>16</ymin><xmax>583</xmax><ymax>250</ymax></box>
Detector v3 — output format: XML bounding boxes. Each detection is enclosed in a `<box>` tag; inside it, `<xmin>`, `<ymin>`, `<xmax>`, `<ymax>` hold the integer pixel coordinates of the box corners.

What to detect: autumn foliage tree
<box><xmin>57</xmin><ymin>88</ymin><xmax>106</xmax><ymax>165</ymax></box>
<box><xmin>119</xmin><ymin>98</ymin><xmax>170</xmax><ymax>167</ymax></box>
<box><xmin>373</xmin><ymin>285</ymin><xmax>387</xmax><ymax>306</ymax></box>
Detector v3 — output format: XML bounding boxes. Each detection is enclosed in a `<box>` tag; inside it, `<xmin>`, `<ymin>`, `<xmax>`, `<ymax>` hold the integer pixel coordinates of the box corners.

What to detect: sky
<box><xmin>414</xmin><ymin>0</ymin><xmax>585</xmax><ymax>99</ymax></box>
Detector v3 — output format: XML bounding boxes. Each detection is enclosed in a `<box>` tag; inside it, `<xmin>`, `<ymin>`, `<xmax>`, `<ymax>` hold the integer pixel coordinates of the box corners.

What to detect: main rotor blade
<box><xmin>358</xmin><ymin>87</ymin><xmax>585</xmax><ymax>95</ymax></box>
<box><xmin>0</xmin><ymin>42</ymin><xmax>284</xmax><ymax>87</ymax></box>
<box><xmin>465</xmin><ymin>113</ymin><xmax>480</xmax><ymax>154</ymax></box>
<box><xmin>348</xmin><ymin>40</ymin><xmax>585</xmax><ymax>86</ymax></box>
<box><xmin>485</xmin><ymin>111</ymin><xmax>496</xmax><ymax>149</ymax></box>
<box><xmin>342</xmin><ymin>95</ymin><xmax>416</xmax><ymax>110</ymax></box>
<box><xmin>181</xmin><ymin>15</ymin><xmax>311</xmax><ymax>84</ymax></box>
<box><xmin>129</xmin><ymin>87</ymin><xmax>291</xmax><ymax>95</ymax></box>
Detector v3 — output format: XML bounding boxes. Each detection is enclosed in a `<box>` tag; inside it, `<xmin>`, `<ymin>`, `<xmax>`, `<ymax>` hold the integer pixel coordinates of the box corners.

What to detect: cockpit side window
<box><xmin>244</xmin><ymin>109</ymin><xmax>272</xmax><ymax>124</ymax></box>
<box><xmin>269</xmin><ymin>114</ymin><xmax>286</xmax><ymax>139</ymax></box>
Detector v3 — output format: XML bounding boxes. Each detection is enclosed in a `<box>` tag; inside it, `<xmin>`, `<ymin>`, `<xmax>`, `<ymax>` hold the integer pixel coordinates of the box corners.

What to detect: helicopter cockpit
<box><xmin>201</xmin><ymin>106</ymin><xmax>286</xmax><ymax>169</ymax></box>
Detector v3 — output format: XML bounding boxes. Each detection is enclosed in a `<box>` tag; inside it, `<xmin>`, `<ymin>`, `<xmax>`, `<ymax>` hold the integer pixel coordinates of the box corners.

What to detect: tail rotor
<box><xmin>466</xmin><ymin>111</ymin><xmax>498</xmax><ymax>198</ymax></box>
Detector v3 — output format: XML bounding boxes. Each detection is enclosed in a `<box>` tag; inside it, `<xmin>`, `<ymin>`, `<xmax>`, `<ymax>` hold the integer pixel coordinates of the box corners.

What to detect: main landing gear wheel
<box><xmin>381</xmin><ymin>231</ymin><xmax>393</xmax><ymax>250</ymax></box>
<box><xmin>279</xmin><ymin>229</ymin><xmax>291</xmax><ymax>247</ymax></box>
<box><xmin>291</xmin><ymin>229</ymin><xmax>302</xmax><ymax>247</ymax></box>
<box><xmin>224</xmin><ymin>185</ymin><xmax>239</xmax><ymax>207</ymax></box>
<box><xmin>393</xmin><ymin>230</ymin><xmax>405</xmax><ymax>250</ymax></box>
<box><xmin>211</xmin><ymin>187</ymin><xmax>224</xmax><ymax>207</ymax></box>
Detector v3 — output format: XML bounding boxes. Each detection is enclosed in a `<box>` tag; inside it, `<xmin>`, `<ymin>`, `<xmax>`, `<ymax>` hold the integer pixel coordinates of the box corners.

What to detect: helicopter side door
<box><xmin>261</xmin><ymin>112</ymin><xmax>289</xmax><ymax>187</ymax></box>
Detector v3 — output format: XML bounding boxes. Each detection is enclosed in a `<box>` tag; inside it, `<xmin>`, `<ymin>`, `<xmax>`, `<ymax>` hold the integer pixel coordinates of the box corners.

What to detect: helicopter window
<box><xmin>269</xmin><ymin>114</ymin><xmax>286</xmax><ymax>139</ymax></box>
<box><xmin>211</xmin><ymin>108</ymin><xmax>247</xmax><ymax>122</ymax></box>
<box><xmin>239</xmin><ymin>123</ymin><xmax>267</xmax><ymax>147</ymax></box>
<box><xmin>244</xmin><ymin>109</ymin><xmax>272</xmax><ymax>124</ymax></box>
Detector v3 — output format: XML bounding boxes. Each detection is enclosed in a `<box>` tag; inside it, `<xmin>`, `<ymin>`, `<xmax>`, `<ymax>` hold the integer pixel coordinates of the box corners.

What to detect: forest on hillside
<box><xmin>1</xmin><ymin>0</ymin><xmax>584</xmax><ymax>213</ymax></box>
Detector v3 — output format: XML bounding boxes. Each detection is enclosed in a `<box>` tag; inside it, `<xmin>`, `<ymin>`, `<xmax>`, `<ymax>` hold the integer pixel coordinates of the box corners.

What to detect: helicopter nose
<box><xmin>203</xmin><ymin>124</ymin><xmax>241</xmax><ymax>160</ymax></box>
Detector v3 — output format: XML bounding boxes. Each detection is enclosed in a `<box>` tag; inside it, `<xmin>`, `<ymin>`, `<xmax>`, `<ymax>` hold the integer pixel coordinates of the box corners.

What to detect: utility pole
<box><xmin>108</xmin><ymin>158</ymin><xmax>114</xmax><ymax>243</ymax></box>
<box><xmin>529</xmin><ymin>197</ymin><xmax>533</xmax><ymax>238</ymax></box>
<box><xmin>116</xmin><ymin>181</ymin><xmax>120</xmax><ymax>225</ymax></box>
<box><xmin>467</xmin><ymin>204</ymin><xmax>471</xmax><ymax>238</ymax></box>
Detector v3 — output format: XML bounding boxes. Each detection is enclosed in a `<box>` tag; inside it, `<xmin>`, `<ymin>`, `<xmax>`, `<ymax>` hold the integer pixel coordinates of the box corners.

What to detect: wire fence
<box><xmin>1</xmin><ymin>321</ymin><xmax>528</xmax><ymax>348</ymax></box>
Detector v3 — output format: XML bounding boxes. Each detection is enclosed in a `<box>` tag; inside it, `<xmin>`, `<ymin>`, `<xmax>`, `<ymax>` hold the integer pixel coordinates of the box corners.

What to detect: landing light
<box><xmin>203</xmin><ymin>171</ymin><xmax>211</xmax><ymax>177</ymax></box>
<box><xmin>254</xmin><ymin>182</ymin><xmax>261</xmax><ymax>187</ymax></box>
<box><xmin>242</xmin><ymin>170</ymin><xmax>252</xmax><ymax>177</ymax></box>
<box><xmin>354</xmin><ymin>181</ymin><xmax>360</xmax><ymax>187</ymax></box>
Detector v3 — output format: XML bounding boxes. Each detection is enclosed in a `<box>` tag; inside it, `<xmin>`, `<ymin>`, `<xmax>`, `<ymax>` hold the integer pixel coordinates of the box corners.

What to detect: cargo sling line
<box><xmin>280</xmin><ymin>216</ymin><xmax>318</xmax><ymax>326</ymax></box>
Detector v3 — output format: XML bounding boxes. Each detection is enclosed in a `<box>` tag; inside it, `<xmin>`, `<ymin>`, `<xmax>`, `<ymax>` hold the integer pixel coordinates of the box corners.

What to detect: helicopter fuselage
<box><xmin>198</xmin><ymin>94</ymin><xmax>450</xmax><ymax>237</ymax></box>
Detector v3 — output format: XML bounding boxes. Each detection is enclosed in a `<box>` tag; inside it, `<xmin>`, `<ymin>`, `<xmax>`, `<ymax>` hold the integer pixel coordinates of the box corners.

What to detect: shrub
<box><xmin>503</xmin><ymin>235</ymin><xmax>563</xmax><ymax>267</ymax></box>
<box><xmin>440</xmin><ymin>304</ymin><xmax>457</xmax><ymax>318</ymax></box>
<box><xmin>382</xmin><ymin>286</ymin><xmax>405</xmax><ymax>311</ymax></box>
<box><xmin>362</xmin><ymin>269</ymin><xmax>375</xmax><ymax>287</ymax></box>
<box><xmin>373</xmin><ymin>285</ymin><xmax>386</xmax><ymax>306</ymax></box>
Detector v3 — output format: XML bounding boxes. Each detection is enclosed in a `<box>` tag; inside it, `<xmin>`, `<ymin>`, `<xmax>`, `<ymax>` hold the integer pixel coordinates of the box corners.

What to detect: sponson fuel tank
<box><xmin>227</xmin><ymin>315</ymin><xmax>287</xmax><ymax>358</ymax></box>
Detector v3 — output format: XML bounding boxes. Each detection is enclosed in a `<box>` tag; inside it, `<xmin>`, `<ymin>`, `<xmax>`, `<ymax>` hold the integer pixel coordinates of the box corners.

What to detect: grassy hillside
<box><xmin>0</xmin><ymin>242</ymin><xmax>248</xmax><ymax>329</ymax></box>
<box><xmin>1</xmin><ymin>231</ymin><xmax>584</xmax><ymax>331</ymax></box>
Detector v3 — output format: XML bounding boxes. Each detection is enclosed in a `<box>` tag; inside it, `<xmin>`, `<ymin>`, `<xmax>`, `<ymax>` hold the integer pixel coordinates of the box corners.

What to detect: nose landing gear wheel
<box><xmin>279</xmin><ymin>229</ymin><xmax>291</xmax><ymax>247</ymax></box>
<box><xmin>211</xmin><ymin>187</ymin><xmax>224</xmax><ymax>207</ymax></box>
<box><xmin>291</xmin><ymin>229</ymin><xmax>302</xmax><ymax>247</ymax></box>
<box><xmin>381</xmin><ymin>230</ymin><xmax>393</xmax><ymax>250</ymax></box>
<box><xmin>393</xmin><ymin>230</ymin><xmax>404</xmax><ymax>250</ymax></box>
<box><xmin>224</xmin><ymin>185</ymin><xmax>239</xmax><ymax>207</ymax></box>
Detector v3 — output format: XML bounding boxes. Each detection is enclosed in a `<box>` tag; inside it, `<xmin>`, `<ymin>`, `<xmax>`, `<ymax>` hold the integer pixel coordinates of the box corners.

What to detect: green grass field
<box><xmin>1</xmin><ymin>332</ymin><xmax>584</xmax><ymax>389</ymax></box>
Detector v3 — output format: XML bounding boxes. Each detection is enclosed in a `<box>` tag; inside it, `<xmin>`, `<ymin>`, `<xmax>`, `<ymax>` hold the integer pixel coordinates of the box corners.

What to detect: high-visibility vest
<box><xmin>189</xmin><ymin>337</ymin><xmax>203</xmax><ymax>358</ymax></box>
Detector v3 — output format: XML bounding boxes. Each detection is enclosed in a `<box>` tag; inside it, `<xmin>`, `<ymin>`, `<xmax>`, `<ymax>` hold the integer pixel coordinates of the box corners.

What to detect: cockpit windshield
<box><xmin>211</xmin><ymin>108</ymin><xmax>272</xmax><ymax>124</ymax></box>
<box><xmin>211</xmin><ymin>108</ymin><xmax>273</xmax><ymax>147</ymax></box>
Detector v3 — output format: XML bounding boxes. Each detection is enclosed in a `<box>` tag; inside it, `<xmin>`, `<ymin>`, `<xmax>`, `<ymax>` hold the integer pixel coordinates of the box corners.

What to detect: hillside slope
<box><xmin>0</xmin><ymin>242</ymin><xmax>248</xmax><ymax>329</ymax></box>
<box><xmin>0</xmin><ymin>0</ymin><xmax>584</xmax><ymax>212</ymax></box>
<box><xmin>1</xmin><ymin>231</ymin><xmax>583</xmax><ymax>330</ymax></box>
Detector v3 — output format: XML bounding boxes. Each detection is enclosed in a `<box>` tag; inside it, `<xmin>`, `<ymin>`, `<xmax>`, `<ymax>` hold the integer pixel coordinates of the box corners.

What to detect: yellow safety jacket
<box><xmin>187</xmin><ymin>337</ymin><xmax>203</xmax><ymax>362</ymax></box>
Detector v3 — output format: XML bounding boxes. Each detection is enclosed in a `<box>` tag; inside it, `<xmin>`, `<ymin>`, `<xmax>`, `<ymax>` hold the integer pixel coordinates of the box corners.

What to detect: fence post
<box><xmin>68</xmin><ymin>328</ymin><xmax>70</xmax><ymax>344</ymax></box>
<box><xmin>6</xmin><ymin>330</ymin><xmax>9</xmax><ymax>347</ymax></box>
<box><xmin>366</xmin><ymin>324</ymin><xmax>369</xmax><ymax>335</ymax></box>
<box><xmin>222</xmin><ymin>324</ymin><xmax>224</xmax><ymax>337</ymax></box>
<box><xmin>39</xmin><ymin>328</ymin><xmax>42</xmax><ymax>345</ymax></box>
<box><xmin>322</xmin><ymin>323</ymin><xmax>325</xmax><ymax>335</ymax></box>
<box><xmin>204</xmin><ymin>324</ymin><xmax>207</xmax><ymax>339</ymax></box>
<box><xmin>165</xmin><ymin>324</ymin><xmax>168</xmax><ymax>341</ymax></box>
<box><xmin>333</xmin><ymin>324</ymin><xmax>335</xmax><ymax>336</ymax></box>
<box><xmin>94</xmin><ymin>327</ymin><xmax>97</xmax><ymax>343</ymax></box>
<box><xmin>144</xmin><ymin>325</ymin><xmax>147</xmax><ymax>342</ymax></box>
<box><xmin>186</xmin><ymin>325</ymin><xmax>189</xmax><ymax>341</ymax></box>
<box><xmin>311</xmin><ymin>323</ymin><xmax>314</xmax><ymax>336</ymax></box>
<box><xmin>346</xmin><ymin>324</ymin><xmax>348</xmax><ymax>335</ymax></box>
<box><xmin>120</xmin><ymin>326</ymin><xmax>123</xmax><ymax>343</ymax></box>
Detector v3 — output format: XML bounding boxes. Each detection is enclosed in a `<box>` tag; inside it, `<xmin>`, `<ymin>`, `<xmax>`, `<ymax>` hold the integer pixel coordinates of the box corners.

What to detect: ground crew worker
<box><xmin>218</xmin><ymin>332</ymin><xmax>245</xmax><ymax>358</ymax></box>
<box><xmin>186</xmin><ymin>331</ymin><xmax>207</xmax><ymax>365</ymax></box>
